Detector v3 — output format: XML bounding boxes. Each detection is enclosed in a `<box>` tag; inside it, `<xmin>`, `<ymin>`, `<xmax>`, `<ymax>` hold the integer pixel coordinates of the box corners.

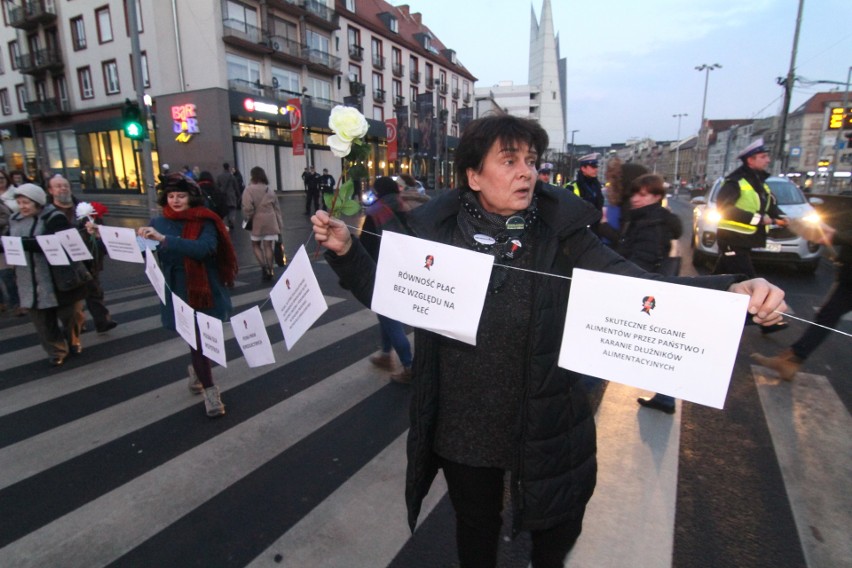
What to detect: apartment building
<box><xmin>0</xmin><ymin>0</ymin><xmax>475</xmax><ymax>198</ymax></box>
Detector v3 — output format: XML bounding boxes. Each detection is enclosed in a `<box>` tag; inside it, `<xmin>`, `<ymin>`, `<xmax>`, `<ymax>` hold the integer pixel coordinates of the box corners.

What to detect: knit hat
<box><xmin>12</xmin><ymin>183</ymin><xmax>46</xmax><ymax>206</ymax></box>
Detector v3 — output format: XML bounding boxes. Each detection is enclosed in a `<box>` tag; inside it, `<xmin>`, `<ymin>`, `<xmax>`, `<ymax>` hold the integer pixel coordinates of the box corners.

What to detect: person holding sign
<box><xmin>312</xmin><ymin>114</ymin><xmax>787</xmax><ymax>568</ymax></box>
<box><xmin>138</xmin><ymin>174</ymin><xmax>238</xmax><ymax>418</ymax></box>
<box><xmin>9</xmin><ymin>184</ymin><xmax>87</xmax><ymax>366</ymax></box>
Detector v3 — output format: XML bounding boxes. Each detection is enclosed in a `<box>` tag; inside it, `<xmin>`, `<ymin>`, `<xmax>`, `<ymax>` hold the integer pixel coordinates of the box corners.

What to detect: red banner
<box><xmin>386</xmin><ymin>118</ymin><xmax>397</xmax><ymax>162</ymax></box>
<box><xmin>288</xmin><ymin>98</ymin><xmax>304</xmax><ymax>156</ymax></box>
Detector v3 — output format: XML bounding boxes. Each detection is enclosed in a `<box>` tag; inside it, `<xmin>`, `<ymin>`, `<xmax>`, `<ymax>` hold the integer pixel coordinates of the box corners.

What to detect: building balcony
<box><xmin>424</xmin><ymin>79</ymin><xmax>433</xmax><ymax>91</ymax></box>
<box><xmin>373</xmin><ymin>89</ymin><xmax>386</xmax><ymax>104</ymax></box>
<box><xmin>269</xmin><ymin>35</ymin><xmax>310</xmax><ymax>66</ymax></box>
<box><xmin>463</xmin><ymin>93</ymin><xmax>471</xmax><ymax>104</ymax></box>
<box><xmin>372</xmin><ymin>55</ymin><xmax>385</xmax><ymax>70</ymax></box>
<box><xmin>349</xmin><ymin>81</ymin><xmax>366</xmax><ymax>96</ymax></box>
<box><xmin>16</xmin><ymin>47</ymin><xmax>64</xmax><ymax>75</ymax></box>
<box><xmin>25</xmin><ymin>97</ymin><xmax>70</xmax><ymax>118</ymax></box>
<box><xmin>304</xmin><ymin>48</ymin><xmax>341</xmax><ymax>76</ymax></box>
<box><xmin>301</xmin><ymin>0</ymin><xmax>339</xmax><ymax>31</ymax></box>
<box><xmin>392</xmin><ymin>62</ymin><xmax>404</xmax><ymax>78</ymax></box>
<box><xmin>452</xmin><ymin>113</ymin><xmax>459</xmax><ymax>124</ymax></box>
<box><xmin>348</xmin><ymin>44</ymin><xmax>363</xmax><ymax>62</ymax></box>
<box><xmin>409</xmin><ymin>70</ymin><xmax>420</xmax><ymax>84</ymax></box>
<box><xmin>222</xmin><ymin>19</ymin><xmax>272</xmax><ymax>55</ymax></box>
<box><xmin>452</xmin><ymin>88</ymin><xmax>460</xmax><ymax>100</ymax></box>
<box><xmin>8</xmin><ymin>0</ymin><xmax>56</xmax><ymax>30</ymax></box>
<box><xmin>438</xmin><ymin>83</ymin><xmax>449</xmax><ymax>95</ymax></box>
<box><xmin>394</xmin><ymin>95</ymin><xmax>405</xmax><ymax>107</ymax></box>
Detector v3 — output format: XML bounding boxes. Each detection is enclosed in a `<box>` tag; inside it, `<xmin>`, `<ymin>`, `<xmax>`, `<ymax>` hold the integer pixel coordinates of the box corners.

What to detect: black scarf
<box><xmin>457</xmin><ymin>190</ymin><xmax>539</xmax><ymax>292</ymax></box>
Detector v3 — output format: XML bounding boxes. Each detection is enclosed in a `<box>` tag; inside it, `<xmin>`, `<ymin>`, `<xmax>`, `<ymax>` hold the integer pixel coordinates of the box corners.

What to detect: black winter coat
<box><xmin>618</xmin><ymin>202</ymin><xmax>683</xmax><ymax>273</ymax></box>
<box><xmin>326</xmin><ymin>185</ymin><xmax>741</xmax><ymax>535</ymax></box>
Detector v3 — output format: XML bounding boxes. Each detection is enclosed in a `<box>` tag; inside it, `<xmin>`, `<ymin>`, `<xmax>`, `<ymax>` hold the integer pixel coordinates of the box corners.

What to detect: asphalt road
<box><xmin>0</xmin><ymin>192</ymin><xmax>848</xmax><ymax>567</ymax></box>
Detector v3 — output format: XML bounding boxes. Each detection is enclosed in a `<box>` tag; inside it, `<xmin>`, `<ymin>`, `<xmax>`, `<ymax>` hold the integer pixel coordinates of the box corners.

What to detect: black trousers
<box><xmin>305</xmin><ymin>188</ymin><xmax>320</xmax><ymax>214</ymax></box>
<box><xmin>439</xmin><ymin>457</ymin><xmax>582</xmax><ymax>568</ymax></box>
<box><xmin>792</xmin><ymin>281</ymin><xmax>852</xmax><ymax>360</ymax></box>
<box><xmin>713</xmin><ymin>242</ymin><xmax>756</xmax><ymax>278</ymax></box>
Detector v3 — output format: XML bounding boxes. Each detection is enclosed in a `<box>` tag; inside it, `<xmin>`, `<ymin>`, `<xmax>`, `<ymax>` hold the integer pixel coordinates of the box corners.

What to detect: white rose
<box><xmin>328</xmin><ymin>105</ymin><xmax>368</xmax><ymax>142</ymax></box>
<box><xmin>328</xmin><ymin>134</ymin><xmax>352</xmax><ymax>158</ymax></box>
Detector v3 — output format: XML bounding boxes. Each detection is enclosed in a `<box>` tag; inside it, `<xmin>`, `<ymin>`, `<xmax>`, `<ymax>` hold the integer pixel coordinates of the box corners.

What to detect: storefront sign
<box><xmin>288</xmin><ymin>98</ymin><xmax>304</xmax><ymax>156</ymax></box>
<box><xmin>172</xmin><ymin>103</ymin><xmax>199</xmax><ymax>143</ymax></box>
<box><xmin>386</xmin><ymin>118</ymin><xmax>397</xmax><ymax>161</ymax></box>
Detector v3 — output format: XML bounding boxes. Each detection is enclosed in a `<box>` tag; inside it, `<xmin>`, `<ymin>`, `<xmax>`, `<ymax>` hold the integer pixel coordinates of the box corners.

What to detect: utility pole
<box><xmin>127</xmin><ymin>0</ymin><xmax>157</xmax><ymax>218</ymax></box>
<box><xmin>568</xmin><ymin>129</ymin><xmax>579</xmax><ymax>181</ymax></box>
<box><xmin>774</xmin><ymin>0</ymin><xmax>805</xmax><ymax>175</ymax></box>
<box><xmin>673</xmin><ymin>113</ymin><xmax>687</xmax><ymax>192</ymax></box>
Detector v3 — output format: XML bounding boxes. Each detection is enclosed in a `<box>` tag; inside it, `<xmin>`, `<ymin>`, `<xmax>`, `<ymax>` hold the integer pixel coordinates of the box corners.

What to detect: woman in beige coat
<box><xmin>241</xmin><ymin>166</ymin><xmax>284</xmax><ymax>282</ymax></box>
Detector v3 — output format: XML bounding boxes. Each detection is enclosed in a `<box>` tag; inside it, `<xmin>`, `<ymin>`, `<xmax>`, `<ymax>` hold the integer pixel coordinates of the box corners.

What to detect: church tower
<box><xmin>528</xmin><ymin>0</ymin><xmax>567</xmax><ymax>154</ymax></box>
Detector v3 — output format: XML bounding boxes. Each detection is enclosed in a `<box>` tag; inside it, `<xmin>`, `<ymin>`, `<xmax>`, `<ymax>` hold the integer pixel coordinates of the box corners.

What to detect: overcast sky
<box><xmin>392</xmin><ymin>0</ymin><xmax>852</xmax><ymax>146</ymax></box>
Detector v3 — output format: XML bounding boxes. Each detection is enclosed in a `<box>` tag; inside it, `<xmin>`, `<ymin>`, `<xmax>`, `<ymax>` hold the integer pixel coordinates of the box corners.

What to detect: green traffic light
<box><xmin>125</xmin><ymin>123</ymin><xmax>142</xmax><ymax>137</ymax></box>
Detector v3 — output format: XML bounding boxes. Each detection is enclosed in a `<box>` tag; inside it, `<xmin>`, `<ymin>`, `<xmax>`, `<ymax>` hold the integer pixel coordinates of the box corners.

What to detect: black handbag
<box><xmin>274</xmin><ymin>236</ymin><xmax>287</xmax><ymax>267</ymax></box>
<box><xmin>50</xmin><ymin>261</ymin><xmax>93</xmax><ymax>292</ymax></box>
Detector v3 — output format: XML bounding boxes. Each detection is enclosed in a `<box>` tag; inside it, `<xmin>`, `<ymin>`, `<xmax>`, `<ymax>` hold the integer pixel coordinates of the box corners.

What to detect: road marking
<box><xmin>0</xmin><ymin>307</ymin><xmax>374</xmax><ymax>490</ymax></box>
<box><xmin>566</xmin><ymin>383</ymin><xmax>679</xmax><ymax>568</ymax></box>
<box><xmin>0</xmin><ymin>354</ymin><xmax>390</xmax><ymax>568</ymax></box>
<box><xmin>753</xmin><ymin>366</ymin><xmax>852</xmax><ymax>568</ymax></box>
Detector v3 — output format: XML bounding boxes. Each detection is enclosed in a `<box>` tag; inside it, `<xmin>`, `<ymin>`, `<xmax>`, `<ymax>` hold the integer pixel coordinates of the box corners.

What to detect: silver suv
<box><xmin>691</xmin><ymin>176</ymin><xmax>823</xmax><ymax>273</ymax></box>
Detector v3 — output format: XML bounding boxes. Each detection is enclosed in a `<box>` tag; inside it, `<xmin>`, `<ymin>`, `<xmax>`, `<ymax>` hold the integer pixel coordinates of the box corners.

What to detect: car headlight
<box><xmin>706</xmin><ymin>210</ymin><xmax>722</xmax><ymax>224</ymax></box>
<box><xmin>802</xmin><ymin>212</ymin><xmax>821</xmax><ymax>224</ymax></box>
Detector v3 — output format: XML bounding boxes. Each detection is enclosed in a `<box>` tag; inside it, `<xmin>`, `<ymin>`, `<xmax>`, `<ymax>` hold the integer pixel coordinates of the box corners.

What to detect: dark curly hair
<box><xmin>455</xmin><ymin>113</ymin><xmax>548</xmax><ymax>192</ymax></box>
<box><xmin>157</xmin><ymin>173</ymin><xmax>204</xmax><ymax>207</ymax></box>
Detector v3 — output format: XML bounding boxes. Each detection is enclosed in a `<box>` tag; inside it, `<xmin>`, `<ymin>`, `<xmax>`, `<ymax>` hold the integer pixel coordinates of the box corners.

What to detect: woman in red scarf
<box><xmin>138</xmin><ymin>173</ymin><xmax>238</xmax><ymax>417</ymax></box>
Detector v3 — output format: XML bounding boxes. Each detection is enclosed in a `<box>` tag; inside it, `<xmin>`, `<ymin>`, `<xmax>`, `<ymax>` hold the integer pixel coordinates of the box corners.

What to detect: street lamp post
<box><xmin>695</xmin><ymin>63</ymin><xmax>721</xmax><ymax>185</ymax></box>
<box><xmin>568</xmin><ymin>129</ymin><xmax>579</xmax><ymax>181</ymax></box>
<box><xmin>673</xmin><ymin>113</ymin><xmax>687</xmax><ymax>194</ymax></box>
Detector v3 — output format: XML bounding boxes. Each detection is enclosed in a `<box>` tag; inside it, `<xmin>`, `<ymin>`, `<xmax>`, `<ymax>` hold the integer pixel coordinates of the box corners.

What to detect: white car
<box><xmin>691</xmin><ymin>176</ymin><xmax>823</xmax><ymax>273</ymax></box>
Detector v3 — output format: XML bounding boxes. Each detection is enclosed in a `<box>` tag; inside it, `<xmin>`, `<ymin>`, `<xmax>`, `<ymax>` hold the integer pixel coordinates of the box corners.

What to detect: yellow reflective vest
<box><xmin>717</xmin><ymin>178</ymin><xmax>769</xmax><ymax>235</ymax></box>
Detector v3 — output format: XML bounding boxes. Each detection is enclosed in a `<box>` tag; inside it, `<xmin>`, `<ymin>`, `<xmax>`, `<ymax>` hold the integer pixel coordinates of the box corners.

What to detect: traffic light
<box><xmin>122</xmin><ymin>99</ymin><xmax>146</xmax><ymax>140</ymax></box>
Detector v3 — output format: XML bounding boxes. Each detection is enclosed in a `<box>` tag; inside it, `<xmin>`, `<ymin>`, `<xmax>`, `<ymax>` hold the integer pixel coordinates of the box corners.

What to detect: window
<box><xmin>102</xmin><ymin>60</ymin><xmax>120</xmax><ymax>94</ymax></box>
<box><xmin>308</xmin><ymin>77</ymin><xmax>331</xmax><ymax>100</ymax></box>
<box><xmin>348</xmin><ymin>63</ymin><xmax>361</xmax><ymax>82</ymax></box>
<box><xmin>410</xmin><ymin>86</ymin><xmax>418</xmax><ymax>102</ymax></box>
<box><xmin>226</xmin><ymin>53</ymin><xmax>261</xmax><ymax>92</ymax></box>
<box><xmin>425</xmin><ymin>63</ymin><xmax>433</xmax><ymax>85</ymax></box>
<box><xmin>371</xmin><ymin>36</ymin><xmax>382</xmax><ymax>67</ymax></box>
<box><xmin>272</xmin><ymin>17</ymin><xmax>297</xmax><ymax>41</ymax></box>
<box><xmin>124</xmin><ymin>0</ymin><xmax>143</xmax><ymax>35</ymax></box>
<box><xmin>78</xmin><ymin>66</ymin><xmax>94</xmax><ymax>99</ymax></box>
<box><xmin>129</xmin><ymin>52</ymin><xmax>150</xmax><ymax>89</ymax></box>
<box><xmin>372</xmin><ymin>72</ymin><xmax>383</xmax><ymax>92</ymax></box>
<box><xmin>373</xmin><ymin>105</ymin><xmax>384</xmax><ymax>121</ymax></box>
<box><xmin>344</xmin><ymin>0</ymin><xmax>355</xmax><ymax>12</ymax></box>
<box><xmin>96</xmin><ymin>6</ymin><xmax>113</xmax><ymax>44</ymax></box>
<box><xmin>0</xmin><ymin>50</ymin><xmax>4</xmax><ymax>75</ymax></box>
<box><xmin>15</xmin><ymin>84</ymin><xmax>27</xmax><ymax>113</ymax></box>
<box><xmin>34</xmin><ymin>80</ymin><xmax>47</xmax><ymax>101</ymax></box>
<box><xmin>225</xmin><ymin>0</ymin><xmax>258</xmax><ymax>34</ymax></box>
<box><xmin>8</xmin><ymin>41</ymin><xmax>19</xmax><ymax>70</ymax></box>
<box><xmin>388</xmin><ymin>16</ymin><xmax>398</xmax><ymax>33</ymax></box>
<box><xmin>392</xmin><ymin>79</ymin><xmax>402</xmax><ymax>100</ymax></box>
<box><xmin>54</xmin><ymin>75</ymin><xmax>69</xmax><ymax>108</ymax></box>
<box><xmin>271</xmin><ymin>66</ymin><xmax>300</xmax><ymax>93</ymax></box>
<box><xmin>306</xmin><ymin>29</ymin><xmax>329</xmax><ymax>54</ymax></box>
<box><xmin>0</xmin><ymin>89</ymin><xmax>10</xmax><ymax>115</ymax></box>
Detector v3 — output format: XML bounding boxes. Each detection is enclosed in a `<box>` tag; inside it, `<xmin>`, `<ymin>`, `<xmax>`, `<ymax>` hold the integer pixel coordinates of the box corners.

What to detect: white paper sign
<box><xmin>0</xmin><ymin>236</ymin><xmax>26</xmax><ymax>266</ymax></box>
<box><xmin>100</xmin><ymin>225</ymin><xmax>144</xmax><ymax>263</ymax></box>
<box><xmin>231</xmin><ymin>305</ymin><xmax>276</xmax><ymax>367</ymax></box>
<box><xmin>35</xmin><ymin>235</ymin><xmax>71</xmax><ymax>266</ymax></box>
<box><xmin>196</xmin><ymin>312</ymin><xmax>227</xmax><ymax>368</ymax></box>
<box><xmin>559</xmin><ymin>269</ymin><xmax>749</xmax><ymax>409</ymax></box>
<box><xmin>171</xmin><ymin>292</ymin><xmax>197</xmax><ymax>349</ymax></box>
<box><xmin>270</xmin><ymin>245</ymin><xmax>328</xmax><ymax>350</ymax></box>
<box><xmin>144</xmin><ymin>251</ymin><xmax>166</xmax><ymax>305</ymax></box>
<box><xmin>371</xmin><ymin>231</ymin><xmax>493</xmax><ymax>345</ymax></box>
<box><xmin>56</xmin><ymin>228</ymin><xmax>94</xmax><ymax>261</ymax></box>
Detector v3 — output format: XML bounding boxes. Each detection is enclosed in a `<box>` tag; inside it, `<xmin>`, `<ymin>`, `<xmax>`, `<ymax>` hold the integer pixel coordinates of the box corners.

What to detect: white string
<box><xmin>332</xmin><ymin>222</ymin><xmax>851</xmax><ymax>339</ymax></box>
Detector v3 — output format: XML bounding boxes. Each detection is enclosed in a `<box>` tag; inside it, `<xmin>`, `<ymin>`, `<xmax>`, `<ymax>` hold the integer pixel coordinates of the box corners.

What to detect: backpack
<box><xmin>199</xmin><ymin>181</ymin><xmax>227</xmax><ymax>218</ymax></box>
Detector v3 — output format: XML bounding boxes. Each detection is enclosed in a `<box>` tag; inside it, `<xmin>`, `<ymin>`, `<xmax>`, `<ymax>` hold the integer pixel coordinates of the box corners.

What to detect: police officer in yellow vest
<box><xmin>567</xmin><ymin>153</ymin><xmax>604</xmax><ymax>212</ymax></box>
<box><xmin>714</xmin><ymin>138</ymin><xmax>788</xmax><ymax>333</ymax></box>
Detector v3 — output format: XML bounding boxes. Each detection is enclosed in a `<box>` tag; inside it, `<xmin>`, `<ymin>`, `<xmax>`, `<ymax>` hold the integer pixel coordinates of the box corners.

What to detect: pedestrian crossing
<box><xmin>0</xmin><ymin>274</ymin><xmax>848</xmax><ymax>568</ymax></box>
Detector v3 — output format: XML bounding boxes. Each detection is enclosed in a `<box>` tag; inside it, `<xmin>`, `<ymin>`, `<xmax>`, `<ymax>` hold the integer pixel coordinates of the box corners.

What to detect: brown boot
<box><xmin>390</xmin><ymin>367</ymin><xmax>412</xmax><ymax>384</ymax></box>
<box><xmin>369</xmin><ymin>352</ymin><xmax>394</xmax><ymax>370</ymax></box>
<box><xmin>751</xmin><ymin>349</ymin><xmax>802</xmax><ymax>381</ymax></box>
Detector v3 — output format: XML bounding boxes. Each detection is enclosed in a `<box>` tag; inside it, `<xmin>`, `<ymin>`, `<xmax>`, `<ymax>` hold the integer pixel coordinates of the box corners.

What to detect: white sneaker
<box><xmin>188</xmin><ymin>364</ymin><xmax>203</xmax><ymax>395</ymax></box>
<box><xmin>203</xmin><ymin>386</ymin><xmax>225</xmax><ymax>417</ymax></box>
